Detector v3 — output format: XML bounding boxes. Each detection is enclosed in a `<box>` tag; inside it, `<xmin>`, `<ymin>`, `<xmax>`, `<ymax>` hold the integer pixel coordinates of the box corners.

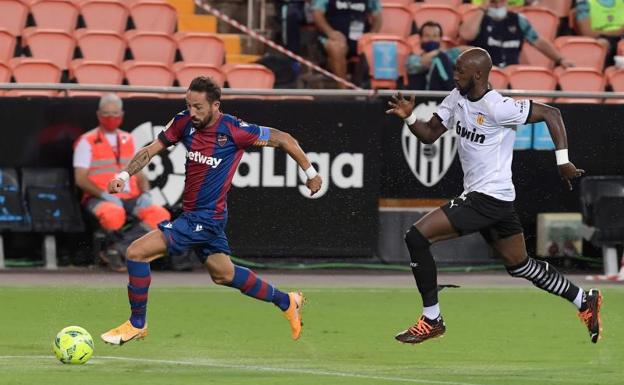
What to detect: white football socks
<box><xmin>423</xmin><ymin>303</ymin><xmax>441</xmax><ymax>320</ymax></box>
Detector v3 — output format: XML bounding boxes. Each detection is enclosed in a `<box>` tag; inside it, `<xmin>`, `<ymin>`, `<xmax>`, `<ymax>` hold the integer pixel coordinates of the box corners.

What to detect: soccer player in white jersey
<box><xmin>386</xmin><ymin>48</ymin><xmax>602</xmax><ymax>345</ymax></box>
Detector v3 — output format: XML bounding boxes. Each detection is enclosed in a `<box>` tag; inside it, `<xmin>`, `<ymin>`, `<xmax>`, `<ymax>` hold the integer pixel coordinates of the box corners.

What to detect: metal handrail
<box><xmin>0</xmin><ymin>83</ymin><xmax>623</xmax><ymax>99</ymax></box>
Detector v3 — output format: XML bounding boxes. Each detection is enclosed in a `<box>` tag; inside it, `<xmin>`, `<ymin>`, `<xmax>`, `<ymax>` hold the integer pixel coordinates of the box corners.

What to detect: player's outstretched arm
<box><xmin>386</xmin><ymin>92</ymin><xmax>446</xmax><ymax>144</ymax></box>
<box><xmin>527</xmin><ymin>102</ymin><xmax>585</xmax><ymax>190</ymax></box>
<box><xmin>108</xmin><ymin>139</ymin><xmax>166</xmax><ymax>193</ymax></box>
<box><xmin>255</xmin><ymin>128</ymin><xmax>322</xmax><ymax>196</ymax></box>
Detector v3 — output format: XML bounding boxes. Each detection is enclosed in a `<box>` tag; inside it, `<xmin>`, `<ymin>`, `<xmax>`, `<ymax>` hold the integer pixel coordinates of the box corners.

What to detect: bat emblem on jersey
<box><xmin>476</xmin><ymin>113</ymin><xmax>485</xmax><ymax>125</ymax></box>
<box><xmin>217</xmin><ymin>134</ymin><xmax>228</xmax><ymax>147</ymax></box>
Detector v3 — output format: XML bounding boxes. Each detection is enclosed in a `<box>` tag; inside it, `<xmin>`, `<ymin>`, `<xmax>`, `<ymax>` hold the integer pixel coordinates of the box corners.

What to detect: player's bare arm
<box><xmin>526</xmin><ymin>102</ymin><xmax>585</xmax><ymax>190</ymax></box>
<box><xmin>254</xmin><ymin>127</ymin><xmax>322</xmax><ymax>196</ymax></box>
<box><xmin>108</xmin><ymin>139</ymin><xmax>166</xmax><ymax>193</ymax></box>
<box><xmin>386</xmin><ymin>92</ymin><xmax>447</xmax><ymax>144</ymax></box>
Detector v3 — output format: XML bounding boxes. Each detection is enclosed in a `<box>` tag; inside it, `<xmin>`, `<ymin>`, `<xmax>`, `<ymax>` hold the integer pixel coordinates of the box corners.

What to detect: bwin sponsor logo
<box><xmin>455</xmin><ymin>121</ymin><xmax>485</xmax><ymax>144</ymax></box>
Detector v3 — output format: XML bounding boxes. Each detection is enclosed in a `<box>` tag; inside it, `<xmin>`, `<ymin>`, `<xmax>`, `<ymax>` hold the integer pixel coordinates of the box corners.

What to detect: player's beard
<box><xmin>457</xmin><ymin>78</ymin><xmax>474</xmax><ymax>96</ymax></box>
<box><xmin>191</xmin><ymin>112</ymin><xmax>212</xmax><ymax>129</ymax></box>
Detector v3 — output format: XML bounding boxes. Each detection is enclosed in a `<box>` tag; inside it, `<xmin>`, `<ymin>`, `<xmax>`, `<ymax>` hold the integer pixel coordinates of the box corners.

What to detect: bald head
<box><xmin>453</xmin><ymin>48</ymin><xmax>493</xmax><ymax>97</ymax></box>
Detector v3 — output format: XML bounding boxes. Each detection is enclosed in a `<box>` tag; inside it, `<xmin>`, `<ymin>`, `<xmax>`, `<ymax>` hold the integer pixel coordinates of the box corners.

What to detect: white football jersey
<box><xmin>435</xmin><ymin>88</ymin><xmax>532</xmax><ymax>201</ymax></box>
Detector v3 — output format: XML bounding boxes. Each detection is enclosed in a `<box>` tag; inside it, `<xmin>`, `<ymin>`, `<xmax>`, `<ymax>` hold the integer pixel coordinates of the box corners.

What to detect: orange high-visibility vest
<box><xmin>77</xmin><ymin>128</ymin><xmax>141</xmax><ymax>201</ymax></box>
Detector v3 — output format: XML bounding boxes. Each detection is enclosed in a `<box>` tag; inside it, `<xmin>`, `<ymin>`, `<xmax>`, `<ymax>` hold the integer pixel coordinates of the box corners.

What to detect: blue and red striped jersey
<box><xmin>158</xmin><ymin>110</ymin><xmax>269</xmax><ymax>219</ymax></box>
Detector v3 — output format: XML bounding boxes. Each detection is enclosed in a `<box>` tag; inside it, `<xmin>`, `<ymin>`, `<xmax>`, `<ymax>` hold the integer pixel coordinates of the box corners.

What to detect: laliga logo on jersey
<box><xmin>131</xmin><ymin>121</ymin><xmax>186</xmax><ymax>207</ymax></box>
<box><xmin>401</xmin><ymin>101</ymin><xmax>458</xmax><ymax>187</ymax></box>
<box><xmin>233</xmin><ymin>147</ymin><xmax>363</xmax><ymax>199</ymax></box>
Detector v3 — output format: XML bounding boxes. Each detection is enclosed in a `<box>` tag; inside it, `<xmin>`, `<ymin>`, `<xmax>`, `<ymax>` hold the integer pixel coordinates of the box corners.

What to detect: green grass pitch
<box><xmin>0</xmin><ymin>285</ymin><xmax>622</xmax><ymax>385</ymax></box>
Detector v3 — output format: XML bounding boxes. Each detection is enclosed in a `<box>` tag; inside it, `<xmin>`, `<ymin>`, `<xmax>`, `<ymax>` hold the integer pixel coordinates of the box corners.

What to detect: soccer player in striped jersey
<box><xmin>101</xmin><ymin>76</ymin><xmax>322</xmax><ymax>345</ymax></box>
<box><xmin>386</xmin><ymin>48</ymin><xmax>602</xmax><ymax>345</ymax></box>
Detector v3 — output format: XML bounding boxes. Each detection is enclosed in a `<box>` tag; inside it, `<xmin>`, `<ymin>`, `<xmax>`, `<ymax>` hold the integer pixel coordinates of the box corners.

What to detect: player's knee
<box><xmin>136</xmin><ymin>205</ymin><xmax>171</xmax><ymax>230</ymax></box>
<box><xmin>210</xmin><ymin>271</ymin><xmax>230</xmax><ymax>285</ymax></box>
<box><xmin>126</xmin><ymin>240</ymin><xmax>146</xmax><ymax>262</ymax></box>
<box><xmin>95</xmin><ymin>203</ymin><xmax>126</xmax><ymax>231</ymax></box>
<box><xmin>405</xmin><ymin>226</ymin><xmax>430</xmax><ymax>254</ymax></box>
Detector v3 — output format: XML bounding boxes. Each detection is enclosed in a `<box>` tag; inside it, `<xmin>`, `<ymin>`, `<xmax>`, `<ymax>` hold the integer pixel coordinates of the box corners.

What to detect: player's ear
<box><xmin>213</xmin><ymin>100</ymin><xmax>221</xmax><ymax>110</ymax></box>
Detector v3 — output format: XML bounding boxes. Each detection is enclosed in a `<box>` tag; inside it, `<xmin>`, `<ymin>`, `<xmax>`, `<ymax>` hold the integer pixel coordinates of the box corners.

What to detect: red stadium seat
<box><xmin>76</xmin><ymin>30</ymin><xmax>126</xmax><ymax>64</ymax></box>
<box><xmin>489</xmin><ymin>67</ymin><xmax>509</xmax><ymax>90</ymax></box>
<box><xmin>0</xmin><ymin>0</ymin><xmax>29</xmax><ymax>36</ymax></box>
<box><xmin>0</xmin><ymin>62</ymin><xmax>10</xmax><ymax>95</ymax></box>
<box><xmin>412</xmin><ymin>5</ymin><xmax>461</xmax><ymax>39</ymax></box>
<box><xmin>519</xmin><ymin>43</ymin><xmax>554</xmax><ymax>68</ymax></box>
<box><xmin>555</xmin><ymin>36</ymin><xmax>607</xmax><ymax>71</ymax></box>
<box><xmin>225</xmin><ymin>64</ymin><xmax>275</xmax><ymax>89</ymax></box>
<box><xmin>530</xmin><ymin>0</ymin><xmax>572</xmax><ymax>18</ymax></box>
<box><xmin>30</xmin><ymin>0</ymin><xmax>79</xmax><ymax>33</ymax></box>
<box><xmin>175</xmin><ymin>33</ymin><xmax>225</xmax><ymax>66</ymax></box>
<box><xmin>424</xmin><ymin>0</ymin><xmax>463</xmax><ymax>6</ymax></box>
<box><xmin>520</xmin><ymin>7</ymin><xmax>558</xmax><ymax>41</ymax></box>
<box><xmin>8</xmin><ymin>58</ymin><xmax>61</xmax><ymax>96</ymax></box>
<box><xmin>0</xmin><ymin>30</ymin><xmax>16</xmax><ymax>63</ymax></box>
<box><xmin>380</xmin><ymin>4</ymin><xmax>413</xmax><ymax>38</ymax></box>
<box><xmin>125</xmin><ymin>31</ymin><xmax>177</xmax><ymax>65</ymax></box>
<box><xmin>173</xmin><ymin>62</ymin><xmax>225</xmax><ymax>88</ymax></box>
<box><xmin>606</xmin><ymin>69</ymin><xmax>624</xmax><ymax>104</ymax></box>
<box><xmin>130</xmin><ymin>0</ymin><xmax>177</xmax><ymax>33</ymax></box>
<box><xmin>124</xmin><ymin>61</ymin><xmax>174</xmax><ymax>86</ymax></box>
<box><xmin>380</xmin><ymin>0</ymin><xmax>412</xmax><ymax>5</ymax></box>
<box><xmin>556</xmin><ymin>68</ymin><xmax>605</xmax><ymax>104</ymax></box>
<box><xmin>359</xmin><ymin>34</ymin><xmax>411</xmax><ymax>89</ymax></box>
<box><xmin>459</xmin><ymin>4</ymin><xmax>480</xmax><ymax>22</ymax></box>
<box><xmin>22</xmin><ymin>29</ymin><xmax>76</xmax><ymax>70</ymax></box>
<box><xmin>68</xmin><ymin>60</ymin><xmax>123</xmax><ymax>96</ymax></box>
<box><xmin>507</xmin><ymin>65</ymin><xmax>556</xmax><ymax>102</ymax></box>
<box><xmin>80</xmin><ymin>0</ymin><xmax>129</xmax><ymax>33</ymax></box>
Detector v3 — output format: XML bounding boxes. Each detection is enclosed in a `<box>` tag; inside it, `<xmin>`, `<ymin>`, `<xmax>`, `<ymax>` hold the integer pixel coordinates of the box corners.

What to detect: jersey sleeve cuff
<box><xmin>158</xmin><ymin>131</ymin><xmax>174</xmax><ymax>147</ymax></box>
<box><xmin>523</xmin><ymin>100</ymin><xmax>533</xmax><ymax>124</ymax></box>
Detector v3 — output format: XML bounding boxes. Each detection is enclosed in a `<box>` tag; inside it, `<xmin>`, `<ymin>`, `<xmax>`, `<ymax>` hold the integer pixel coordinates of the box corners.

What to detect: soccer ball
<box><xmin>52</xmin><ymin>326</ymin><xmax>94</xmax><ymax>365</ymax></box>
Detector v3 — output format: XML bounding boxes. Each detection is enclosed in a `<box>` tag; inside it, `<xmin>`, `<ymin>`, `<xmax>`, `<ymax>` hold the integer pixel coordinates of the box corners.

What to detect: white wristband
<box><xmin>116</xmin><ymin>171</ymin><xmax>130</xmax><ymax>182</ymax></box>
<box><xmin>304</xmin><ymin>166</ymin><xmax>318</xmax><ymax>180</ymax></box>
<box><xmin>555</xmin><ymin>149</ymin><xmax>569</xmax><ymax>166</ymax></box>
<box><xmin>404</xmin><ymin>111</ymin><xmax>417</xmax><ymax>126</ymax></box>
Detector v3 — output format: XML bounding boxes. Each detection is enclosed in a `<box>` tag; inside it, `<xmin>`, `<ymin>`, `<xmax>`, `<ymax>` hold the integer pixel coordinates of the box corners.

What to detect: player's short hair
<box><xmin>98</xmin><ymin>93</ymin><xmax>123</xmax><ymax>110</ymax></box>
<box><xmin>419</xmin><ymin>21</ymin><xmax>443</xmax><ymax>38</ymax></box>
<box><xmin>188</xmin><ymin>76</ymin><xmax>221</xmax><ymax>103</ymax></box>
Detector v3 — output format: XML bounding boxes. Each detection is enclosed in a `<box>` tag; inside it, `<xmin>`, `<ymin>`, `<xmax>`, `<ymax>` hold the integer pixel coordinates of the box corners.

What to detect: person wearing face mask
<box><xmin>459</xmin><ymin>0</ymin><xmax>574</xmax><ymax>68</ymax></box>
<box><xmin>574</xmin><ymin>0</ymin><xmax>624</xmax><ymax>67</ymax></box>
<box><xmin>407</xmin><ymin>21</ymin><xmax>471</xmax><ymax>90</ymax></box>
<box><xmin>73</xmin><ymin>93</ymin><xmax>171</xmax><ymax>272</ymax></box>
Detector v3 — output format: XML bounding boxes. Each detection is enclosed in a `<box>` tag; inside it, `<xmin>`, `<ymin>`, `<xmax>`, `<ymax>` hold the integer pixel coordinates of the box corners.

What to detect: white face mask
<box><xmin>487</xmin><ymin>6</ymin><xmax>508</xmax><ymax>20</ymax></box>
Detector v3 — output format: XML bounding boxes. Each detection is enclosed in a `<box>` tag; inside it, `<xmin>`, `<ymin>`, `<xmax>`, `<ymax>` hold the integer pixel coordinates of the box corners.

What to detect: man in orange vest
<box><xmin>73</xmin><ymin>93</ymin><xmax>171</xmax><ymax>272</ymax></box>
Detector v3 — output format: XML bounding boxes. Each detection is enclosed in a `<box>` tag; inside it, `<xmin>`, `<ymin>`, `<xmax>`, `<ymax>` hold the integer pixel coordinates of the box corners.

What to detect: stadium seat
<box><xmin>124</xmin><ymin>61</ymin><xmax>174</xmax><ymax>87</ymax></box>
<box><xmin>0</xmin><ymin>0</ymin><xmax>29</xmax><ymax>36</ymax></box>
<box><xmin>507</xmin><ymin>66</ymin><xmax>556</xmax><ymax>102</ymax></box>
<box><xmin>75</xmin><ymin>30</ymin><xmax>126</xmax><ymax>64</ymax></box>
<box><xmin>530</xmin><ymin>0</ymin><xmax>572</xmax><ymax>18</ymax></box>
<box><xmin>8</xmin><ymin>59</ymin><xmax>61</xmax><ymax>96</ymax></box>
<box><xmin>380</xmin><ymin>0</ymin><xmax>412</xmax><ymax>5</ymax></box>
<box><xmin>424</xmin><ymin>0</ymin><xmax>463</xmax><ymax>5</ymax></box>
<box><xmin>225</xmin><ymin>64</ymin><xmax>275</xmax><ymax>89</ymax></box>
<box><xmin>489</xmin><ymin>66</ymin><xmax>509</xmax><ymax>90</ymax></box>
<box><xmin>125</xmin><ymin>31</ymin><xmax>177</xmax><ymax>65</ymax></box>
<box><xmin>406</xmin><ymin>34</ymin><xmax>422</xmax><ymax>55</ymax></box>
<box><xmin>556</xmin><ymin>68</ymin><xmax>605</xmax><ymax>104</ymax></box>
<box><xmin>0</xmin><ymin>62</ymin><xmax>10</xmax><ymax>96</ymax></box>
<box><xmin>68</xmin><ymin>60</ymin><xmax>123</xmax><ymax>96</ymax></box>
<box><xmin>520</xmin><ymin>7</ymin><xmax>558</xmax><ymax>41</ymax></box>
<box><xmin>30</xmin><ymin>0</ymin><xmax>80</xmax><ymax>33</ymax></box>
<box><xmin>130</xmin><ymin>0</ymin><xmax>177</xmax><ymax>33</ymax></box>
<box><xmin>0</xmin><ymin>30</ymin><xmax>16</xmax><ymax>63</ymax></box>
<box><xmin>22</xmin><ymin>29</ymin><xmax>76</xmax><ymax>70</ymax></box>
<box><xmin>460</xmin><ymin>4</ymin><xmax>480</xmax><ymax>22</ymax></box>
<box><xmin>380</xmin><ymin>4</ymin><xmax>413</xmax><ymax>38</ymax></box>
<box><xmin>175</xmin><ymin>32</ymin><xmax>225</xmax><ymax>66</ymax></box>
<box><xmin>411</xmin><ymin>5</ymin><xmax>461</xmax><ymax>39</ymax></box>
<box><xmin>555</xmin><ymin>36</ymin><xmax>607</xmax><ymax>70</ymax></box>
<box><xmin>80</xmin><ymin>0</ymin><xmax>129</xmax><ymax>33</ymax></box>
<box><xmin>519</xmin><ymin>43</ymin><xmax>553</xmax><ymax>68</ymax></box>
<box><xmin>606</xmin><ymin>69</ymin><xmax>624</xmax><ymax>104</ymax></box>
<box><xmin>173</xmin><ymin>62</ymin><xmax>225</xmax><ymax>88</ymax></box>
<box><xmin>359</xmin><ymin>34</ymin><xmax>411</xmax><ymax>89</ymax></box>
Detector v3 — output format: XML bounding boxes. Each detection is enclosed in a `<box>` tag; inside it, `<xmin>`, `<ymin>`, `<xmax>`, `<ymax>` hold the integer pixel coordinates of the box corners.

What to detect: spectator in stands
<box><xmin>73</xmin><ymin>94</ymin><xmax>170</xmax><ymax>272</ymax></box>
<box><xmin>407</xmin><ymin>21</ymin><xmax>471</xmax><ymax>90</ymax></box>
<box><xmin>574</xmin><ymin>0</ymin><xmax>624</xmax><ymax>66</ymax></box>
<box><xmin>276</xmin><ymin>0</ymin><xmax>310</xmax><ymax>56</ymax></box>
<box><xmin>459</xmin><ymin>0</ymin><xmax>574</xmax><ymax>68</ymax></box>
<box><xmin>312</xmin><ymin>0</ymin><xmax>382</xmax><ymax>87</ymax></box>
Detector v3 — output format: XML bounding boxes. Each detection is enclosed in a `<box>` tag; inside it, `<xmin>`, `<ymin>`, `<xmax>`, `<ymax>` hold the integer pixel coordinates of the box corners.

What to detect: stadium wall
<box><xmin>3</xmin><ymin>97</ymin><xmax>622</xmax><ymax>259</ymax></box>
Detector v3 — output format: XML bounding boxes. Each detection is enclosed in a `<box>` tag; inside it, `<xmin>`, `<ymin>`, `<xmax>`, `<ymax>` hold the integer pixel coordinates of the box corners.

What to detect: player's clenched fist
<box><xmin>108</xmin><ymin>177</ymin><xmax>125</xmax><ymax>193</ymax></box>
<box><xmin>306</xmin><ymin>175</ymin><xmax>322</xmax><ymax>196</ymax></box>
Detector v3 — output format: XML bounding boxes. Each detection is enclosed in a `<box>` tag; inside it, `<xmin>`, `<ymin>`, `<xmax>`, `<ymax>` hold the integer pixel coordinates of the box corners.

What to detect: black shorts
<box><xmin>441</xmin><ymin>191</ymin><xmax>524</xmax><ymax>243</ymax></box>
